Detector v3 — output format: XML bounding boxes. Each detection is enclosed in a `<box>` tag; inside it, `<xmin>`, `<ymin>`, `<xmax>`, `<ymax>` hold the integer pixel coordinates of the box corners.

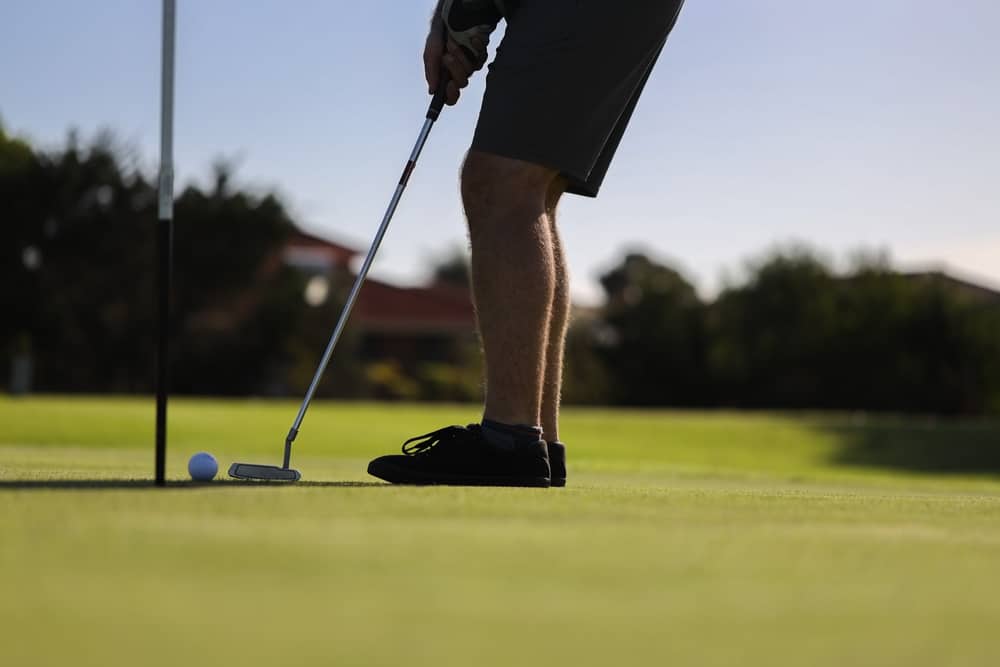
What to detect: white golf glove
<box><xmin>440</xmin><ymin>0</ymin><xmax>515</xmax><ymax>67</ymax></box>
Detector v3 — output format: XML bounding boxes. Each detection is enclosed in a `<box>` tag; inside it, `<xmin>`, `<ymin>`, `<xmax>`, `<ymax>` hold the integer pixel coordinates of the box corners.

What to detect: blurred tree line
<box><xmin>1</xmin><ymin>125</ymin><xmax>314</xmax><ymax>396</ymax></box>
<box><xmin>569</xmin><ymin>251</ymin><xmax>1000</xmax><ymax>415</ymax></box>
<box><xmin>3</xmin><ymin>127</ymin><xmax>999</xmax><ymax>414</ymax></box>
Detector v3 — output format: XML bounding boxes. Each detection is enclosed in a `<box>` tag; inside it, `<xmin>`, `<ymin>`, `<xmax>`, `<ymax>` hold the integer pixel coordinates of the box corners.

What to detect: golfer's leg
<box><xmin>462</xmin><ymin>150</ymin><xmax>558</xmax><ymax>427</ymax></box>
<box><xmin>541</xmin><ymin>181</ymin><xmax>569</xmax><ymax>442</ymax></box>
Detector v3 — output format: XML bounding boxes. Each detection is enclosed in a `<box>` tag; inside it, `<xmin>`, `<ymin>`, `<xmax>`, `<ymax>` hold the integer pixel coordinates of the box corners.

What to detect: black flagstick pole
<box><xmin>155</xmin><ymin>0</ymin><xmax>176</xmax><ymax>486</ymax></box>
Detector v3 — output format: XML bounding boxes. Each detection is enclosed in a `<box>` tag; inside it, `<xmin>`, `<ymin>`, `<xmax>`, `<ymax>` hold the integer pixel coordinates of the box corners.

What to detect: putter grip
<box><xmin>427</xmin><ymin>66</ymin><xmax>451</xmax><ymax>121</ymax></box>
<box><xmin>427</xmin><ymin>42</ymin><xmax>478</xmax><ymax>121</ymax></box>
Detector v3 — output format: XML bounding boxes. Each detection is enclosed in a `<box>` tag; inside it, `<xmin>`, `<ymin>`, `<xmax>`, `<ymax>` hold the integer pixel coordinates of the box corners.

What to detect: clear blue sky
<box><xmin>3</xmin><ymin>0</ymin><xmax>998</xmax><ymax>303</ymax></box>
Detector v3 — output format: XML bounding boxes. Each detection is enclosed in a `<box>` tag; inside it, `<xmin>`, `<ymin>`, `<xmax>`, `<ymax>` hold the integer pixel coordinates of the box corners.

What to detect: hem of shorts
<box><xmin>468</xmin><ymin>140</ymin><xmax>599</xmax><ymax>198</ymax></box>
<box><xmin>563</xmin><ymin>179</ymin><xmax>599</xmax><ymax>198</ymax></box>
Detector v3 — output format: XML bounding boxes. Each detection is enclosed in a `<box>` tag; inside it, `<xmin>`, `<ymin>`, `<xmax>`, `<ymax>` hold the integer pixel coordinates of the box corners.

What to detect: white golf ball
<box><xmin>188</xmin><ymin>452</ymin><xmax>218</xmax><ymax>481</ymax></box>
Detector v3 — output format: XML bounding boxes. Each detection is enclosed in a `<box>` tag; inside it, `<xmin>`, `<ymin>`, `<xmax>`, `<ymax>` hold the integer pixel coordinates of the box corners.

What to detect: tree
<box><xmin>707</xmin><ymin>246</ymin><xmax>1000</xmax><ymax>414</ymax></box>
<box><xmin>0</xmin><ymin>130</ymin><xmax>309</xmax><ymax>394</ymax></box>
<box><xmin>0</xmin><ymin>124</ymin><xmax>46</xmax><ymax>371</ymax></box>
<box><xmin>597</xmin><ymin>252</ymin><xmax>708</xmax><ymax>405</ymax></box>
<box><xmin>429</xmin><ymin>246</ymin><xmax>471</xmax><ymax>289</ymax></box>
<box><xmin>707</xmin><ymin>246</ymin><xmax>840</xmax><ymax>408</ymax></box>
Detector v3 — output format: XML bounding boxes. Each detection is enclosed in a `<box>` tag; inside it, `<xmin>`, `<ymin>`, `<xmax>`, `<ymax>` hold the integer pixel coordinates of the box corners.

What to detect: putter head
<box><xmin>228</xmin><ymin>462</ymin><xmax>301</xmax><ymax>482</ymax></box>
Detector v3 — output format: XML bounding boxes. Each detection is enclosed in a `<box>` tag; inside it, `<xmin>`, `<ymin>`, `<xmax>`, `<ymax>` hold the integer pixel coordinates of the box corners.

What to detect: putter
<box><xmin>229</xmin><ymin>75</ymin><xmax>453</xmax><ymax>482</ymax></box>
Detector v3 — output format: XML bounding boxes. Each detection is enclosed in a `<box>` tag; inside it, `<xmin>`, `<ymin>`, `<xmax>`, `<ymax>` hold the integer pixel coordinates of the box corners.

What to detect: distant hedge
<box><xmin>581</xmin><ymin>250</ymin><xmax>1000</xmax><ymax>415</ymax></box>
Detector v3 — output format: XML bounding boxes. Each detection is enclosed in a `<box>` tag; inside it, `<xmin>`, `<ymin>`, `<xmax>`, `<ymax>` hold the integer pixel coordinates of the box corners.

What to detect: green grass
<box><xmin>2</xmin><ymin>396</ymin><xmax>1000</xmax><ymax>666</ymax></box>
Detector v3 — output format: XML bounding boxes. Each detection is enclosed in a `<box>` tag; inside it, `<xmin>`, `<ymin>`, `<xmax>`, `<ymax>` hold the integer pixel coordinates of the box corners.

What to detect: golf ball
<box><xmin>188</xmin><ymin>452</ymin><xmax>218</xmax><ymax>481</ymax></box>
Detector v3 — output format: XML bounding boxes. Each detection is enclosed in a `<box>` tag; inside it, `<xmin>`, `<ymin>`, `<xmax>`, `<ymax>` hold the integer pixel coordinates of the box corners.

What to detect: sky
<box><xmin>3</xmin><ymin>0</ymin><xmax>998</xmax><ymax>303</ymax></box>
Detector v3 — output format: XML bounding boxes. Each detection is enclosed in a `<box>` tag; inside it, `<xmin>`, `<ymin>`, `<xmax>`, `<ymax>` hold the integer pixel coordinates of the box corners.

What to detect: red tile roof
<box><xmin>355</xmin><ymin>279</ymin><xmax>475</xmax><ymax>334</ymax></box>
<box><xmin>285</xmin><ymin>229</ymin><xmax>359</xmax><ymax>269</ymax></box>
<box><xmin>284</xmin><ymin>228</ymin><xmax>476</xmax><ymax>334</ymax></box>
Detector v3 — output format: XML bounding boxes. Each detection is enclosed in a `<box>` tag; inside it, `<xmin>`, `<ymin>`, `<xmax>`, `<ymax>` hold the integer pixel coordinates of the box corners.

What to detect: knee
<box><xmin>461</xmin><ymin>151</ymin><xmax>556</xmax><ymax>226</ymax></box>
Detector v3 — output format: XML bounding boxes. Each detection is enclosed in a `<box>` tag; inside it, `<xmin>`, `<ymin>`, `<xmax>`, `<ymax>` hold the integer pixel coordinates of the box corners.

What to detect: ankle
<box><xmin>481</xmin><ymin>419</ymin><xmax>543</xmax><ymax>450</ymax></box>
<box><xmin>483</xmin><ymin>408</ymin><xmax>539</xmax><ymax>430</ymax></box>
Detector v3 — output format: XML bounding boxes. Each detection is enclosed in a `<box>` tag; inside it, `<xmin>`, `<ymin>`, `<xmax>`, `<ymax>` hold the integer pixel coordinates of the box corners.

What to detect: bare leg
<box><xmin>461</xmin><ymin>151</ymin><xmax>559</xmax><ymax>427</ymax></box>
<box><xmin>541</xmin><ymin>180</ymin><xmax>569</xmax><ymax>442</ymax></box>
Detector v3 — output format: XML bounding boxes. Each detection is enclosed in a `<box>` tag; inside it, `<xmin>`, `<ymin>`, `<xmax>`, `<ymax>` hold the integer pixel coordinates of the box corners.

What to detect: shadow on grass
<box><xmin>0</xmin><ymin>480</ymin><xmax>386</xmax><ymax>491</ymax></box>
<box><xmin>823</xmin><ymin>417</ymin><xmax>1000</xmax><ymax>475</ymax></box>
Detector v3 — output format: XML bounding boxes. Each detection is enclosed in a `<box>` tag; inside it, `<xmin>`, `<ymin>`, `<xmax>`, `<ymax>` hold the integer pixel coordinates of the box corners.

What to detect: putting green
<box><xmin>2</xmin><ymin>397</ymin><xmax>999</xmax><ymax>666</ymax></box>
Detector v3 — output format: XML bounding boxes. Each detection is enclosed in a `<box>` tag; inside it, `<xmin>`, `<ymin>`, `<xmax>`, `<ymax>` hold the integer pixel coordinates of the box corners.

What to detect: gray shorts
<box><xmin>471</xmin><ymin>0</ymin><xmax>685</xmax><ymax>197</ymax></box>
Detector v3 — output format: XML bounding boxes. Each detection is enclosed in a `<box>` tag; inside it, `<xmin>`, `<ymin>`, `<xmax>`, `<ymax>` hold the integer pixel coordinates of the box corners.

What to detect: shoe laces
<box><xmin>402</xmin><ymin>425</ymin><xmax>476</xmax><ymax>456</ymax></box>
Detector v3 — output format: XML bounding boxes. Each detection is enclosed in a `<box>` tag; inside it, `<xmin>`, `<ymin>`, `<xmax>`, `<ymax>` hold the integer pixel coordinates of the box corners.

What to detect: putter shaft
<box><xmin>282</xmin><ymin>111</ymin><xmax>442</xmax><ymax>468</ymax></box>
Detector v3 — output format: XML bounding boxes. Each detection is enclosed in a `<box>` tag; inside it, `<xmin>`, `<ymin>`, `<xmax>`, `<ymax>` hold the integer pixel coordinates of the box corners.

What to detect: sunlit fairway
<box><xmin>2</xmin><ymin>396</ymin><xmax>999</xmax><ymax>666</ymax></box>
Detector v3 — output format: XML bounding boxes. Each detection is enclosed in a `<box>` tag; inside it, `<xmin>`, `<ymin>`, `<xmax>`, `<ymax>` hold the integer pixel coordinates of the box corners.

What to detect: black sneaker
<box><xmin>367</xmin><ymin>424</ymin><xmax>551</xmax><ymax>487</ymax></box>
<box><xmin>547</xmin><ymin>441</ymin><xmax>567</xmax><ymax>487</ymax></box>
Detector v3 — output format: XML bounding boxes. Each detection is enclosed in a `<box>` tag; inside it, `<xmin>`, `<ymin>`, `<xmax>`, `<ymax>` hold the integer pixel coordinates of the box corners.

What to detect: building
<box><xmin>283</xmin><ymin>229</ymin><xmax>477</xmax><ymax>374</ymax></box>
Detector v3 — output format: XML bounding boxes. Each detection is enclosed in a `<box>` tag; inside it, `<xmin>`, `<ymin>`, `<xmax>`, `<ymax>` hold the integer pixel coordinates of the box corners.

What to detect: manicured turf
<box><xmin>2</xmin><ymin>396</ymin><xmax>999</xmax><ymax>666</ymax></box>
